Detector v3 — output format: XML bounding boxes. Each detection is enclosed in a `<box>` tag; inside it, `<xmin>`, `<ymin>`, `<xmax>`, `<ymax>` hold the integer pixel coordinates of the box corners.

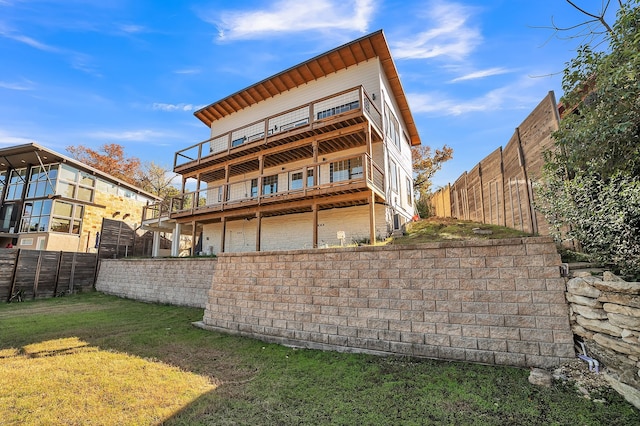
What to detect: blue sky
<box><xmin>0</xmin><ymin>0</ymin><xmax>618</xmax><ymax>189</ymax></box>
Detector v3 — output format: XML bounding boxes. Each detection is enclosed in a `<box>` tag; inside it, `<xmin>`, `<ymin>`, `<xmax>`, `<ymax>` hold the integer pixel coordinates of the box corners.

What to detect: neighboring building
<box><xmin>0</xmin><ymin>143</ymin><xmax>161</xmax><ymax>252</ymax></box>
<box><xmin>143</xmin><ymin>30</ymin><xmax>420</xmax><ymax>254</ymax></box>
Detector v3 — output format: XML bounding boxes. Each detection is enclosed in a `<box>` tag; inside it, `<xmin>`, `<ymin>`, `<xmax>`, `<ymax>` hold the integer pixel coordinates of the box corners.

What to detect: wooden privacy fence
<box><xmin>0</xmin><ymin>249</ymin><xmax>98</xmax><ymax>302</ymax></box>
<box><xmin>97</xmin><ymin>218</ymin><xmax>157</xmax><ymax>259</ymax></box>
<box><xmin>430</xmin><ymin>92</ymin><xmax>560</xmax><ymax>235</ymax></box>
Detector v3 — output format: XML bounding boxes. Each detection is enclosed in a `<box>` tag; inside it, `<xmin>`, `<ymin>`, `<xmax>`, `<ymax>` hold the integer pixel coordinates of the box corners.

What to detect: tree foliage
<box><xmin>67</xmin><ymin>143</ymin><xmax>142</xmax><ymax>186</ymax></box>
<box><xmin>538</xmin><ymin>0</ymin><xmax>640</xmax><ymax>278</ymax></box>
<box><xmin>136</xmin><ymin>161</ymin><xmax>180</xmax><ymax>200</ymax></box>
<box><xmin>66</xmin><ymin>143</ymin><xmax>179</xmax><ymax>198</ymax></box>
<box><xmin>411</xmin><ymin>144</ymin><xmax>453</xmax><ymax>217</ymax></box>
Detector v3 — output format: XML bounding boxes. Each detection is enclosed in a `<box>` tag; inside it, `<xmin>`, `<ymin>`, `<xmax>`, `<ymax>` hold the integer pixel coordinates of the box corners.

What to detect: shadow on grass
<box><xmin>1</xmin><ymin>292</ymin><xmax>639</xmax><ymax>425</ymax></box>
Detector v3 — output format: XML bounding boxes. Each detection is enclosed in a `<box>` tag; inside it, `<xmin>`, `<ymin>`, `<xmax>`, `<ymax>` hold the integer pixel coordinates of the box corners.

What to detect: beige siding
<box><xmin>201</xmin><ymin>204</ymin><xmax>388</xmax><ymax>254</ymax></box>
<box><xmin>209</xmin><ymin>60</ymin><xmax>382</xmax><ymax>138</ymax></box>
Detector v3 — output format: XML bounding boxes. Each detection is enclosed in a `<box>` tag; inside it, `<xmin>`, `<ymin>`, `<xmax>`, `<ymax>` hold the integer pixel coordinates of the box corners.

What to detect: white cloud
<box><xmin>408</xmin><ymin>77</ymin><xmax>540</xmax><ymax>116</ymax></box>
<box><xmin>118</xmin><ymin>24</ymin><xmax>146</xmax><ymax>34</ymax></box>
<box><xmin>0</xmin><ymin>129</ymin><xmax>36</xmax><ymax>145</ymax></box>
<box><xmin>1</xmin><ymin>32</ymin><xmax>61</xmax><ymax>53</ymax></box>
<box><xmin>87</xmin><ymin>129</ymin><xmax>167</xmax><ymax>141</ymax></box>
<box><xmin>449</xmin><ymin>67</ymin><xmax>513</xmax><ymax>83</ymax></box>
<box><xmin>174</xmin><ymin>68</ymin><xmax>201</xmax><ymax>75</ymax></box>
<box><xmin>152</xmin><ymin>103</ymin><xmax>200</xmax><ymax>112</ymax></box>
<box><xmin>391</xmin><ymin>1</ymin><xmax>480</xmax><ymax>60</ymax></box>
<box><xmin>0</xmin><ymin>79</ymin><xmax>34</xmax><ymax>90</ymax></box>
<box><xmin>208</xmin><ymin>0</ymin><xmax>374</xmax><ymax>41</ymax></box>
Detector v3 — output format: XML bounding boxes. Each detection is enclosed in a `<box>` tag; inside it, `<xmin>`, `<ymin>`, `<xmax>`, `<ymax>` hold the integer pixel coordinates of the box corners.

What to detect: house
<box><xmin>143</xmin><ymin>30</ymin><xmax>420</xmax><ymax>254</ymax></box>
<box><xmin>0</xmin><ymin>143</ymin><xmax>161</xmax><ymax>252</ymax></box>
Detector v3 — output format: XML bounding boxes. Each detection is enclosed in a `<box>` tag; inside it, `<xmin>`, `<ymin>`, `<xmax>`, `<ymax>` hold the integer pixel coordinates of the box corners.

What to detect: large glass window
<box><xmin>50</xmin><ymin>200</ymin><xmax>83</xmax><ymax>235</ymax></box>
<box><xmin>20</xmin><ymin>200</ymin><xmax>52</xmax><ymax>232</ymax></box>
<box><xmin>4</xmin><ymin>169</ymin><xmax>27</xmax><ymax>201</ymax></box>
<box><xmin>57</xmin><ymin>164</ymin><xmax>95</xmax><ymax>203</ymax></box>
<box><xmin>384</xmin><ymin>103</ymin><xmax>401</xmax><ymax>151</ymax></box>
<box><xmin>0</xmin><ymin>171</ymin><xmax>5</xmax><ymax>196</ymax></box>
<box><xmin>406</xmin><ymin>177</ymin><xmax>413</xmax><ymax>205</ymax></box>
<box><xmin>26</xmin><ymin>165</ymin><xmax>57</xmax><ymax>199</ymax></box>
<box><xmin>330</xmin><ymin>157</ymin><xmax>363</xmax><ymax>183</ymax></box>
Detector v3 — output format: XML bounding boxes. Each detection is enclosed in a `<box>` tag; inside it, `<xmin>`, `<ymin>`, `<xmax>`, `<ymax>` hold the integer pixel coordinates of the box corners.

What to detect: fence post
<box><xmin>33</xmin><ymin>250</ymin><xmax>43</xmax><ymax>299</ymax></box>
<box><xmin>69</xmin><ymin>252</ymin><xmax>77</xmax><ymax>293</ymax></box>
<box><xmin>7</xmin><ymin>249</ymin><xmax>20</xmax><ymax>302</ymax></box>
<box><xmin>53</xmin><ymin>251</ymin><xmax>63</xmax><ymax>296</ymax></box>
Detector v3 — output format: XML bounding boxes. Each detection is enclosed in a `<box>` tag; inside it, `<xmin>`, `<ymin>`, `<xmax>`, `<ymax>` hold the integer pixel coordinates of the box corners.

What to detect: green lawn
<box><xmin>1</xmin><ymin>293</ymin><xmax>637</xmax><ymax>425</ymax></box>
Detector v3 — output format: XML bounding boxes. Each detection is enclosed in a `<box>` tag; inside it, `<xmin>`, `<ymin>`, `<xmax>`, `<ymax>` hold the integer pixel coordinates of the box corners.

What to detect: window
<box><xmin>306</xmin><ymin>167</ymin><xmax>315</xmax><ymax>187</ymax></box>
<box><xmin>316</xmin><ymin>100</ymin><xmax>359</xmax><ymax>120</ymax></box>
<box><xmin>384</xmin><ymin>103</ymin><xmax>401</xmax><ymax>151</ymax></box>
<box><xmin>330</xmin><ymin>157</ymin><xmax>363</xmax><ymax>183</ymax></box>
<box><xmin>20</xmin><ymin>199</ymin><xmax>52</xmax><ymax>232</ymax></box>
<box><xmin>57</xmin><ymin>164</ymin><xmax>95</xmax><ymax>203</ymax></box>
<box><xmin>406</xmin><ymin>177</ymin><xmax>413</xmax><ymax>205</ymax></box>
<box><xmin>250</xmin><ymin>179</ymin><xmax>258</xmax><ymax>197</ymax></box>
<box><xmin>50</xmin><ymin>201</ymin><xmax>83</xmax><ymax>235</ymax></box>
<box><xmin>389</xmin><ymin>160</ymin><xmax>398</xmax><ymax>192</ymax></box>
<box><xmin>4</xmin><ymin>169</ymin><xmax>27</xmax><ymax>201</ymax></box>
<box><xmin>26</xmin><ymin>165</ymin><xmax>57</xmax><ymax>199</ymax></box>
<box><xmin>262</xmin><ymin>175</ymin><xmax>278</xmax><ymax>195</ymax></box>
<box><xmin>289</xmin><ymin>171</ymin><xmax>303</xmax><ymax>190</ymax></box>
<box><xmin>231</xmin><ymin>137</ymin><xmax>246</xmax><ymax>148</ymax></box>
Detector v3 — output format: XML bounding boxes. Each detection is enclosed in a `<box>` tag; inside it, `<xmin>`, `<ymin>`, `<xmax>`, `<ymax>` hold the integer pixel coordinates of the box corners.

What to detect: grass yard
<box><xmin>1</xmin><ymin>293</ymin><xmax>638</xmax><ymax>425</ymax></box>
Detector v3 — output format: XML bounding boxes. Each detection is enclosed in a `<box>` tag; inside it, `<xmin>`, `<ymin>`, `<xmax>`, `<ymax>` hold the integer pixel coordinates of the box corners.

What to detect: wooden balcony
<box><xmin>143</xmin><ymin>153</ymin><xmax>385</xmax><ymax>225</ymax></box>
<box><xmin>173</xmin><ymin>86</ymin><xmax>383</xmax><ymax>177</ymax></box>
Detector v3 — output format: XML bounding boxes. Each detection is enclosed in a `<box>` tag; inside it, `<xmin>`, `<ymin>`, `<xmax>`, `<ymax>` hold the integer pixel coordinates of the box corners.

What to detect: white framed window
<box><xmin>289</xmin><ymin>171</ymin><xmax>303</xmax><ymax>190</ymax></box>
<box><xmin>389</xmin><ymin>160</ymin><xmax>398</xmax><ymax>193</ymax></box>
<box><xmin>330</xmin><ymin>157</ymin><xmax>363</xmax><ymax>183</ymax></box>
<box><xmin>262</xmin><ymin>175</ymin><xmax>278</xmax><ymax>195</ymax></box>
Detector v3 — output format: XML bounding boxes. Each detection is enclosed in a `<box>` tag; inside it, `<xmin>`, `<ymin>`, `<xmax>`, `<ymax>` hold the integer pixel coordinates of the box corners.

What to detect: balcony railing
<box><xmin>174</xmin><ymin>86</ymin><xmax>383</xmax><ymax>169</ymax></box>
<box><xmin>142</xmin><ymin>153</ymin><xmax>384</xmax><ymax>222</ymax></box>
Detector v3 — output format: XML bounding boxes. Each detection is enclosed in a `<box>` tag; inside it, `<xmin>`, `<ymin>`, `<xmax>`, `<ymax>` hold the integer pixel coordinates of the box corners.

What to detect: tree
<box><xmin>136</xmin><ymin>161</ymin><xmax>180</xmax><ymax>200</ymax></box>
<box><xmin>411</xmin><ymin>144</ymin><xmax>453</xmax><ymax>218</ymax></box>
<box><xmin>67</xmin><ymin>143</ymin><xmax>181</xmax><ymax>198</ymax></box>
<box><xmin>537</xmin><ymin>0</ymin><xmax>640</xmax><ymax>278</ymax></box>
<box><xmin>67</xmin><ymin>143</ymin><xmax>142</xmax><ymax>186</ymax></box>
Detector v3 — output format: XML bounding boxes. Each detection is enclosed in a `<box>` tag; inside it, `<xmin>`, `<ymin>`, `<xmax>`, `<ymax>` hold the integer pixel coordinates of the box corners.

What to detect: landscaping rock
<box><xmin>529</xmin><ymin>368</ymin><xmax>552</xmax><ymax>387</ymax></box>
<box><xmin>576</xmin><ymin>316</ymin><xmax>623</xmax><ymax>337</ymax></box>
<box><xmin>598</xmin><ymin>292</ymin><xmax>640</xmax><ymax>309</ymax></box>
<box><xmin>592</xmin><ymin>280</ymin><xmax>640</xmax><ymax>295</ymax></box>
<box><xmin>571</xmin><ymin>324</ymin><xmax>594</xmax><ymax>340</ymax></box>
<box><xmin>608</xmin><ymin>313</ymin><xmax>640</xmax><ymax>332</ymax></box>
<box><xmin>567</xmin><ymin>277</ymin><xmax>602</xmax><ymax>298</ymax></box>
<box><xmin>593</xmin><ymin>333</ymin><xmax>639</xmax><ymax>356</ymax></box>
<box><xmin>603</xmin><ymin>303</ymin><xmax>640</xmax><ymax>318</ymax></box>
<box><xmin>572</xmin><ymin>304</ymin><xmax>608</xmax><ymax>320</ymax></box>
<box><xmin>566</xmin><ymin>293</ymin><xmax>602</xmax><ymax>308</ymax></box>
<box><xmin>603</xmin><ymin>271</ymin><xmax>626</xmax><ymax>282</ymax></box>
<box><xmin>605</xmin><ymin>373</ymin><xmax>640</xmax><ymax>410</ymax></box>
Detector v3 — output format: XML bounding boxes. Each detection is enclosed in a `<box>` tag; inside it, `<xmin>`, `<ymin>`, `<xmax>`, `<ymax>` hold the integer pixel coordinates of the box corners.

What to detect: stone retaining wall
<box><xmin>96</xmin><ymin>258</ymin><xmax>217</xmax><ymax>308</ymax></box>
<box><xmin>198</xmin><ymin>237</ymin><xmax>575</xmax><ymax>368</ymax></box>
<box><xmin>567</xmin><ymin>272</ymin><xmax>640</xmax><ymax>408</ymax></box>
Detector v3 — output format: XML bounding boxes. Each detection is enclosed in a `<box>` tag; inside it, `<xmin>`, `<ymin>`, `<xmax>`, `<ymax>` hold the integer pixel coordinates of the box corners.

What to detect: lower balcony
<box><xmin>142</xmin><ymin>153</ymin><xmax>385</xmax><ymax>225</ymax></box>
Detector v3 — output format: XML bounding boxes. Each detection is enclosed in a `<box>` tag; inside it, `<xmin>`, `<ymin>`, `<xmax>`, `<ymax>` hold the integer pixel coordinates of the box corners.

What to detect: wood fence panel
<box><xmin>479</xmin><ymin>148</ymin><xmax>504</xmax><ymax>226</ymax></box>
<box><xmin>33</xmin><ymin>251</ymin><xmax>61</xmax><ymax>299</ymax></box>
<box><xmin>466</xmin><ymin>165</ymin><xmax>482</xmax><ymax>223</ymax></box>
<box><xmin>2</xmin><ymin>249</ymin><xmax>98</xmax><ymax>301</ymax></box>
<box><xmin>0</xmin><ymin>250</ymin><xmax>19</xmax><ymax>300</ymax></box>
<box><xmin>518</xmin><ymin>92</ymin><xmax>560</xmax><ymax>181</ymax></box>
<box><xmin>12</xmin><ymin>250</ymin><xmax>39</xmax><ymax>300</ymax></box>
<box><xmin>502</xmin><ymin>133</ymin><xmax>532</xmax><ymax>232</ymax></box>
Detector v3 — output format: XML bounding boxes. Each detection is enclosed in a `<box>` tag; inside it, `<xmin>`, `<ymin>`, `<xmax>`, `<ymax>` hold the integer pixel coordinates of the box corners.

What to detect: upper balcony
<box><xmin>173</xmin><ymin>86</ymin><xmax>383</xmax><ymax>176</ymax></box>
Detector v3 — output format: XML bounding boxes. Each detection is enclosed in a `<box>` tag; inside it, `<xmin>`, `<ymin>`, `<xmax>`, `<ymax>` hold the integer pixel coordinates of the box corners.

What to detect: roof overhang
<box><xmin>194</xmin><ymin>30</ymin><xmax>421</xmax><ymax>146</ymax></box>
<box><xmin>0</xmin><ymin>143</ymin><xmax>161</xmax><ymax>200</ymax></box>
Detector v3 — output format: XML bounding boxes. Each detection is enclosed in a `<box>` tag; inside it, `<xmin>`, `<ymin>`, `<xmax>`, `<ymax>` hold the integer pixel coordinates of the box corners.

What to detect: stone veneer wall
<box><xmin>566</xmin><ymin>272</ymin><xmax>640</xmax><ymax>409</ymax></box>
<box><xmin>198</xmin><ymin>237</ymin><xmax>575</xmax><ymax>368</ymax></box>
<box><xmin>96</xmin><ymin>258</ymin><xmax>217</xmax><ymax>308</ymax></box>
